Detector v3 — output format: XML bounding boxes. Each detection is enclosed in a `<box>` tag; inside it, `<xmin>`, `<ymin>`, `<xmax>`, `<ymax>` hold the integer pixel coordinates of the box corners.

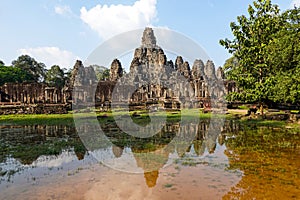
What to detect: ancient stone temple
<box><xmin>0</xmin><ymin>82</ymin><xmax>68</xmax><ymax>114</ymax></box>
<box><xmin>72</xmin><ymin>27</ymin><xmax>231</xmax><ymax>110</ymax></box>
<box><xmin>0</xmin><ymin>27</ymin><xmax>237</xmax><ymax>114</ymax></box>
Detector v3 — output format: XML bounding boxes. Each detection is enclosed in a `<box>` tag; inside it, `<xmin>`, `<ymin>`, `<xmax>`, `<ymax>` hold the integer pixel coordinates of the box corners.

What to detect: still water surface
<box><xmin>0</xmin><ymin>120</ymin><xmax>299</xmax><ymax>199</ymax></box>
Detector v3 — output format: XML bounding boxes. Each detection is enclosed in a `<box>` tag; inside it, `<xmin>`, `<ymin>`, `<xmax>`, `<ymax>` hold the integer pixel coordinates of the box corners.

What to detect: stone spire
<box><xmin>175</xmin><ymin>56</ymin><xmax>191</xmax><ymax>78</ymax></box>
<box><xmin>130</xmin><ymin>27</ymin><xmax>166</xmax><ymax>75</ymax></box>
<box><xmin>175</xmin><ymin>56</ymin><xmax>183</xmax><ymax>70</ymax></box>
<box><xmin>69</xmin><ymin>60</ymin><xmax>84</xmax><ymax>87</ymax></box>
<box><xmin>69</xmin><ymin>60</ymin><xmax>97</xmax><ymax>87</ymax></box>
<box><xmin>204</xmin><ymin>60</ymin><xmax>217</xmax><ymax>80</ymax></box>
<box><xmin>192</xmin><ymin>59</ymin><xmax>205</xmax><ymax>79</ymax></box>
<box><xmin>109</xmin><ymin>59</ymin><xmax>123</xmax><ymax>81</ymax></box>
<box><xmin>141</xmin><ymin>27</ymin><xmax>157</xmax><ymax>48</ymax></box>
<box><xmin>216</xmin><ymin>67</ymin><xmax>225</xmax><ymax>80</ymax></box>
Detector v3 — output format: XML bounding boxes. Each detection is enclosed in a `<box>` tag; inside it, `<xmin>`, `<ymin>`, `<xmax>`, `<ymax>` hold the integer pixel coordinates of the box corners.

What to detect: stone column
<box><xmin>50</xmin><ymin>90</ymin><xmax>53</xmax><ymax>103</ymax></box>
<box><xmin>54</xmin><ymin>90</ymin><xmax>58</xmax><ymax>103</ymax></box>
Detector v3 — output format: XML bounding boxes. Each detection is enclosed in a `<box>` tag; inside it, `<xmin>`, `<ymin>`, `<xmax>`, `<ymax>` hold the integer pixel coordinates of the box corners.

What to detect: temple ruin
<box><xmin>0</xmin><ymin>27</ymin><xmax>237</xmax><ymax>114</ymax></box>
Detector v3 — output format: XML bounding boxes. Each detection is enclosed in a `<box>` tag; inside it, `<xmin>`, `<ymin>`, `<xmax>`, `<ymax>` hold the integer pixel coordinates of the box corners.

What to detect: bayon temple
<box><xmin>0</xmin><ymin>28</ymin><xmax>237</xmax><ymax>114</ymax></box>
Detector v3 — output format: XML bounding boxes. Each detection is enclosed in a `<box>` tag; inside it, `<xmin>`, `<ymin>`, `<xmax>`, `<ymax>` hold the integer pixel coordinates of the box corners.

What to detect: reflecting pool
<box><xmin>0</xmin><ymin>118</ymin><xmax>299</xmax><ymax>199</ymax></box>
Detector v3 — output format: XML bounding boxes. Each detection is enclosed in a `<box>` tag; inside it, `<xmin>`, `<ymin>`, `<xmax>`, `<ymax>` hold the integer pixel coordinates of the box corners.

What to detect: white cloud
<box><xmin>18</xmin><ymin>47</ymin><xmax>79</xmax><ymax>69</ymax></box>
<box><xmin>290</xmin><ymin>0</ymin><xmax>300</xmax><ymax>8</ymax></box>
<box><xmin>32</xmin><ymin>151</ymin><xmax>78</xmax><ymax>168</ymax></box>
<box><xmin>80</xmin><ymin>0</ymin><xmax>157</xmax><ymax>39</ymax></box>
<box><xmin>55</xmin><ymin>5</ymin><xmax>72</xmax><ymax>16</ymax></box>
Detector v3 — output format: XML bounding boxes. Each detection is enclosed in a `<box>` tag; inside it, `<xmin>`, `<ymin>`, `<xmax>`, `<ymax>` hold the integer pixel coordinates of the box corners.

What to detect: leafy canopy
<box><xmin>45</xmin><ymin>65</ymin><xmax>65</xmax><ymax>88</ymax></box>
<box><xmin>12</xmin><ymin>55</ymin><xmax>46</xmax><ymax>82</ymax></box>
<box><xmin>220</xmin><ymin>0</ymin><xmax>300</xmax><ymax>105</ymax></box>
<box><xmin>0</xmin><ymin>65</ymin><xmax>33</xmax><ymax>86</ymax></box>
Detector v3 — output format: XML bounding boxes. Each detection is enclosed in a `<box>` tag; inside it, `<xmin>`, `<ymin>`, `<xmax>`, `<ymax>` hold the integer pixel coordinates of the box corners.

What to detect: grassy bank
<box><xmin>227</xmin><ymin>109</ymin><xmax>300</xmax><ymax>129</ymax></box>
<box><xmin>0</xmin><ymin>113</ymin><xmax>75</xmax><ymax>125</ymax></box>
<box><xmin>0</xmin><ymin>109</ymin><xmax>214</xmax><ymax>125</ymax></box>
<box><xmin>0</xmin><ymin>109</ymin><xmax>298</xmax><ymax>129</ymax></box>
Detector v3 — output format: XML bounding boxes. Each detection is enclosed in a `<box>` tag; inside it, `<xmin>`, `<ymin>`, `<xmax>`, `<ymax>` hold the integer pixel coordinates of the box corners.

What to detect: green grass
<box><xmin>0</xmin><ymin>109</ymin><xmax>208</xmax><ymax>125</ymax></box>
<box><xmin>237</xmin><ymin>105</ymin><xmax>249</xmax><ymax>110</ymax></box>
<box><xmin>0</xmin><ymin>113</ymin><xmax>75</xmax><ymax>125</ymax></box>
<box><xmin>0</xmin><ymin>109</ymin><xmax>298</xmax><ymax>129</ymax></box>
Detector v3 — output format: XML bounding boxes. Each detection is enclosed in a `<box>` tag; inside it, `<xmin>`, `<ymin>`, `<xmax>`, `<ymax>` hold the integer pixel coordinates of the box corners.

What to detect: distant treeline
<box><xmin>0</xmin><ymin>55</ymin><xmax>111</xmax><ymax>88</ymax></box>
<box><xmin>0</xmin><ymin>55</ymin><xmax>69</xmax><ymax>88</ymax></box>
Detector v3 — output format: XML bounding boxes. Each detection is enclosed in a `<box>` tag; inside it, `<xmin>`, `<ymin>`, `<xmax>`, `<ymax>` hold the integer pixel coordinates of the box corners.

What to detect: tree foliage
<box><xmin>222</xmin><ymin>56</ymin><xmax>239</xmax><ymax>79</ymax></box>
<box><xmin>12</xmin><ymin>55</ymin><xmax>46</xmax><ymax>82</ymax></box>
<box><xmin>99</xmin><ymin>69</ymin><xmax>110</xmax><ymax>81</ymax></box>
<box><xmin>92</xmin><ymin>65</ymin><xmax>110</xmax><ymax>81</ymax></box>
<box><xmin>0</xmin><ymin>65</ymin><xmax>32</xmax><ymax>86</ymax></box>
<box><xmin>0</xmin><ymin>56</ymin><xmax>70</xmax><ymax>88</ymax></box>
<box><xmin>45</xmin><ymin>65</ymin><xmax>65</xmax><ymax>88</ymax></box>
<box><xmin>266</xmin><ymin>7</ymin><xmax>300</xmax><ymax>104</ymax></box>
<box><xmin>220</xmin><ymin>0</ymin><xmax>300</xmax><ymax>107</ymax></box>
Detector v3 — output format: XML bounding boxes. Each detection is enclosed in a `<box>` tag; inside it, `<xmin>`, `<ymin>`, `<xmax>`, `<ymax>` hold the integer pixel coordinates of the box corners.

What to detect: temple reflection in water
<box><xmin>82</xmin><ymin>118</ymin><xmax>242</xmax><ymax>187</ymax></box>
<box><xmin>0</xmin><ymin>119</ymin><xmax>242</xmax><ymax>187</ymax></box>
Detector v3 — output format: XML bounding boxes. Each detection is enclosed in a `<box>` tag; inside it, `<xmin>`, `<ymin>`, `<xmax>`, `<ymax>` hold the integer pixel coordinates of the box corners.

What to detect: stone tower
<box><xmin>141</xmin><ymin>27</ymin><xmax>157</xmax><ymax>48</ymax></box>
<box><xmin>109</xmin><ymin>59</ymin><xmax>123</xmax><ymax>81</ymax></box>
<box><xmin>129</xmin><ymin>27</ymin><xmax>167</xmax><ymax>77</ymax></box>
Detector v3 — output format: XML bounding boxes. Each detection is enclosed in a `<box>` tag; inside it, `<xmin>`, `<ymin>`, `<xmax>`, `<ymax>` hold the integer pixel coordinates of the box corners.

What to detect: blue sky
<box><xmin>0</xmin><ymin>0</ymin><xmax>299</xmax><ymax>69</ymax></box>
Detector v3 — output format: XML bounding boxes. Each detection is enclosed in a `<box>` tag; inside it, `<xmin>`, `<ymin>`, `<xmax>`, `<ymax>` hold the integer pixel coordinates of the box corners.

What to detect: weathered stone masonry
<box><xmin>0</xmin><ymin>27</ymin><xmax>237</xmax><ymax>114</ymax></box>
<box><xmin>72</xmin><ymin>27</ymin><xmax>234</xmax><ymax>109</ymax></box>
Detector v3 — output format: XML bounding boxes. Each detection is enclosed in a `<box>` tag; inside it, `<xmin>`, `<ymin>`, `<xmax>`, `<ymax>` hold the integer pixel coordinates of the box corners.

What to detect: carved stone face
<box><xmin>141</xmin><ymin>27</ymin><xmax>157</xmax><ymax>48</ymax></box>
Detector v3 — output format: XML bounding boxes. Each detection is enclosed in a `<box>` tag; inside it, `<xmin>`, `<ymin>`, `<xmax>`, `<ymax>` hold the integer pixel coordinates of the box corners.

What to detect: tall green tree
<box><xmin>45</xmin><ymin>65</ymin><xmax>65</xmax><ymax>88</ymax></box>
<box><xmin>266</xmin><ymin>7</ymin><xmax>300</xmax><ymax>104</ymax></box>
<box><xmin>0</xmin><ymin>65</ymin><xmax>32</xmax><ymax>86</ymax></box>
<box><xmin>0</xmin><ymin>60</ymin><xmax>4</xmax><ymax>66</ymax></box>
<box><xmin>12</xmin><ymin>55</ymin><xmax>46</xmax><ymax>82</ymax></box>
<box><xmin>220</xmin><ymin>0</ymin><xmax>282</xmax><ymax>114</ymax></box>
<box><xmin>222</xmin><ymin>56</ymin><xmax>239</xmax><ymax>79</ymax></box>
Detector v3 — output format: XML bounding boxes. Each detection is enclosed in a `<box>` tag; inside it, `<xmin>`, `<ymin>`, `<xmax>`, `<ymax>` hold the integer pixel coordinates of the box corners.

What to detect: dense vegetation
<box><xmin>0</xmin><ymin>65</ymin><xmax>33</xmax><ymax>86</ymax></box>
<box><xmin>0</xmin><ymin>55</ymin><xmax>67</xmax><ymax>86</ymax></box>
<box><xmin>0</xmin><ymin>55</ymin><xmax>111</xmax><ymax>87</ymax></box>
<box><xmin>220</xmin><ymin>0</ymin><xmax>300</xmax><ymax>112</ymax></box>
